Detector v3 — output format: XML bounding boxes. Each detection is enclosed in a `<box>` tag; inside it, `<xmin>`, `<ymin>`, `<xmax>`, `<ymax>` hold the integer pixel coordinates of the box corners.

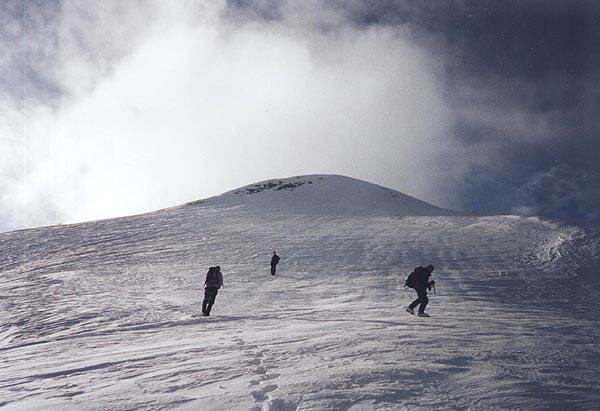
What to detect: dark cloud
<box><xmin>439</xmin><ymin>1</ymin><xmax>600</xmax><ymax>224</ymax></box>
<box><xmin>225</xmin><ymin>0</ymin><xmax>600</xmax><ymax>75</ymax></box>
<box><xmin>224</xmin><ymin>1</ymin><xmax>600</xmax><ymax>225</ymax></box>
<box><xmin>515</xmin><ymin>166</ymin><xmax>600</xmax><ymax>224</ymax></box>
<box><xmin>311</xmin><ymin>0</ymin><xmax>600</xmax><ymax>225</ymax></box>
<box><xmin>411</xmin><ymin>0</ymin><xmax>599</xmax><ymax>78</ymax></box>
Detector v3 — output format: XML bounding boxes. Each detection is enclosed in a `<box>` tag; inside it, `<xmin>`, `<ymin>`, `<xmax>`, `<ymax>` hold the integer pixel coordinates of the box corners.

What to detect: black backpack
<box><xmin>404</xmin><ymin>266</ymin><xmax>423</xmax><ymax>289</ymax></box>
<box><xmin>206</xmin><ymin>268</ymin><xmax>218</xmax><ymax>286</ymax></box>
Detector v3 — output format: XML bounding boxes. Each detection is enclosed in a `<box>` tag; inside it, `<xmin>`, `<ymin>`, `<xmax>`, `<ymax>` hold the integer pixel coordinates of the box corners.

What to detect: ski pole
<box><xmin>433</xmin><ymin>283</ymin><xmax>436</xmax><ymax>295</ymax></box>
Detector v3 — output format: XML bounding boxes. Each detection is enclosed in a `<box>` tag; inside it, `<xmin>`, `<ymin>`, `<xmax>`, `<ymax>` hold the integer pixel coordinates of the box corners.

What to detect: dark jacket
<box><xmin>271</xmin><ymin>254</ymin><xmax>280</xmax><ymax>266</ymax></box>
<box><xmin>205</xmin><ymin>268</ymin><xmax>223</xmax><ymax>289</ymax></box>
<box><xmin>414</xmin><ymin>267</ymin><xmax>432</xmax><ymax>291</ymax></box>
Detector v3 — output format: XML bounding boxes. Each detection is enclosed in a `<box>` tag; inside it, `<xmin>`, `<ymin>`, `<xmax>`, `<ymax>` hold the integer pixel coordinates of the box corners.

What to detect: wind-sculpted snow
<box><xmin>1</xmin><ymin>176</ymin><xmax>599</xmax><ymax>410</ymax></box>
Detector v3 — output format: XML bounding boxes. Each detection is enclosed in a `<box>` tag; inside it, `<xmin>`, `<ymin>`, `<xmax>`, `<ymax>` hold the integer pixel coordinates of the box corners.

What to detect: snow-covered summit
<box><xmin>190</xmin><ymin>174</ymin><xmax>457</xmax><ymax>216</ymax></box>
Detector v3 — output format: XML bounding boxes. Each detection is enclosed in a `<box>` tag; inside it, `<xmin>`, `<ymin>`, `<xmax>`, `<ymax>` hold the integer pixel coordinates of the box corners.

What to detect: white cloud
<box><xmin>1</xmin><ymin>1</ymin><xmax>458</xmax><ymax>230</ymax></box>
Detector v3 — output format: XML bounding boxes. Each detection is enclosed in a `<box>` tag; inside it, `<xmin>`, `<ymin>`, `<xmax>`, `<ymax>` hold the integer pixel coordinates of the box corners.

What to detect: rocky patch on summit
<box><xmin>234</xmin><ymin>177</ymin><xmax>311</xmax><ymax>195</ymax></box>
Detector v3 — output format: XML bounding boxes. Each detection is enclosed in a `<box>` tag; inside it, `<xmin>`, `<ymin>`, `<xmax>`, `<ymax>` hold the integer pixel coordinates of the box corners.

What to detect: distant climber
<box><xmin>202</xmin><ymin>266</ymin><xmax>223</xmax><ymax>316</ymax></box>
<box><xmin>270</xmin><ymin>252</ymin><xmax>280</xmax><ymax>275</ymax></box>
<box><xmin>405</xmin><ymin>265</ymin><xmax>435</xmax><ymax>317</ymax></box>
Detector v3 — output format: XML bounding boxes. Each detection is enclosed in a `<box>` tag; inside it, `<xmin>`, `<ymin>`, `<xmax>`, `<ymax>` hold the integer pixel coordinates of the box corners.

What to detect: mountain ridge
<box><xmin>188</xmin><ymin>174</ymin><xmax>459</xmax><ymax>217</ymax></box>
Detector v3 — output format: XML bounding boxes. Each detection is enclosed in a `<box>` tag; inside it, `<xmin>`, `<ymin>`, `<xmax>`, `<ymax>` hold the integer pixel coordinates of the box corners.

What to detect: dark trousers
<box><xmin>409</xmin><ymin>288</ymin><xmax>429</xmax><ymax>313</ymax></box>
<box><xmin>271</xmin><ymin>263</ymin><xmax>277</xmax><ymax>275</ymax></box>
<box><xmin>202</xmin><ymin>287</ymin><xmax>219</xmax><ymax>316</ymax></box>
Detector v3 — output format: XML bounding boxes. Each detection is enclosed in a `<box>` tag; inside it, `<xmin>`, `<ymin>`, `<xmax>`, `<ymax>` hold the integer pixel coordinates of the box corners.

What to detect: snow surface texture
<box><xmin>1</xmin><ymin>174</ymin><xmax>599</xmax><ymax>410</ymax></box>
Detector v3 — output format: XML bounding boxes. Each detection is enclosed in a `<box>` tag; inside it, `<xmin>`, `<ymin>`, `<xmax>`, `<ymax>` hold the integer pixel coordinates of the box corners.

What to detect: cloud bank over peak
<box><xmin>1</xmin><ymin>0</ymin><xmax>461</xmax><ymax>231</ymax></box>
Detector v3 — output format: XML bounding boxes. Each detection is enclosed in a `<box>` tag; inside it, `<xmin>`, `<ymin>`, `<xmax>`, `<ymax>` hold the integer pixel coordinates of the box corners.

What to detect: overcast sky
<box><xmin>1</xmin><ymin>0</ymin><xmax>599</xmax><ymax>231</ymax></box>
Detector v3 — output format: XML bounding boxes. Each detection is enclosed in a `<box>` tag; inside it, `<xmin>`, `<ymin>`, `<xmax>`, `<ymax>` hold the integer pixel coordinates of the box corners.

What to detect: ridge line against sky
<box><xmin>1</xmin><ymin>0</ymin><xmax>599</xmax><ymax>232</ymax></box>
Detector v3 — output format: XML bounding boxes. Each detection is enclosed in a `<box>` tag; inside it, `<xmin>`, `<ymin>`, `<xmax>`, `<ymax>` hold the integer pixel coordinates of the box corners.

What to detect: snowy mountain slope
<box><xmin>192</xmin><ymin>175</ymin><xmax>458</xmax><ymax>216</ymax></box>
<box><xmin>1</xmin><ymin>175</ymin><xmax>599</xmax><ymax>410</ymax></box>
